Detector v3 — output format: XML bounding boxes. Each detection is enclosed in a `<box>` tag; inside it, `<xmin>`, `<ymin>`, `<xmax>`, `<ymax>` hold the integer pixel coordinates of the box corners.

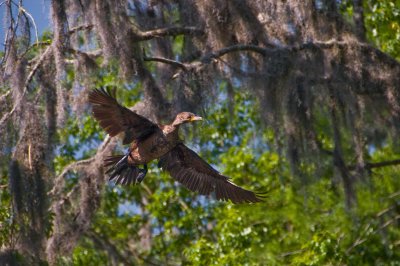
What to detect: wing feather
<box><xmin>159</xmin><ymin>144</ymin><xmax>262</xmax><ymax>204</ymax></box>
<box><xmin>88</xmin><ymin>88</ymin><xmax>158</xmax><ymax>144</ymax></box>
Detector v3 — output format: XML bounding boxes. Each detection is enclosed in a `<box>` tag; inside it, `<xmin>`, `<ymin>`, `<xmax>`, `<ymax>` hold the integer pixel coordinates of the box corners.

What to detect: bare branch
<box><xmin>152</xmin><ymin>39</ymin><xmax>400</xmax><ymax>81</ymax></box>
<box><xmin>20</xmin><ymin>41</ymin><xmax>51</xmax><ymax>60</ymax></box>
<box><xmin>1</xmin><ymin>1</ymin><xmax>18</xmax><ymax>68</ymax></box>
<box><xmin>49</xmin><ymin>136</ymin><xmax>112</xmax><ymax>196</ymax></box>
<box><xmin>0</xmin><ymin>90</ymin><xmax>12</xmax><ymax>103</ymax></box>
<box><xmin>68</xmin><ymin>24</ymin><xmax>94</xmax><ymax>35</ymax></box>
<box><xmin>366</xmin><ymin>159</ymin><xmax>400</xmax><ymax>169</ymax></box>
<box><xmin>347</xmin><ymin>158</ymin><xmax>400</xmax><ymax>171</ymax></box>
<box><xmin>279</xmin><ymin>248</ymin><xmax>307</xmax><ymax>258</ymax></box>
<box><xmin>377</xmin><ymin>206</ymin><xmax>395</xmax><ymax>217</ymax></box>
<box><xmin>144</xmin><ymin>56</ymin><xmax>187</xmax><ymax>70</ymax></box>
<box><xmin>205</xmin><ymin>44</ymin><xmax>267</xmax><ymax>60</ymax></box>
<box><xmin>202</xmin><ymin>40</ymin><xmax>399</xmax><ymax>70</ymax></box>
<box><xmin>347</xmin><ymin>215</ymin><xmax>400</xmax><ymax>254</ymax></box>
<box><xmin>19</xmin><ymin>5</ymin><xmax>39</xmax><ymax>45</ymax></box>
<box><xmin>49</xmin><ymin>136</ymin><xmax>113</xmax><ymax>204</ymax></box>
<box><xmin>380</xmin><ymin>215</ymin><xmax>400</xmax><ymax>230</ymax></box>
<box><xmin>25</xmin><ymin>45</ymin><xmax>53</xmax><ymax>86</ymax></box>
<box><xmin>48</xmin><ymin>158</ymin><xmax>96</xmax><ymax>195</ymax></box>
<box><xmin>138</xmin><ymin>26</ymin><xmax>204</xmax><ymax>41</ymax></box>
<box><xmin>66</xmin><ymin>47</ymin><xmax>102</xmax><ymax>58</ymax></box>
<box><xmin>0</xmin><ymin>46</ymin><xmax>52</xmax><ymax>126</ymax></box>
<box><xmin>0</xmin><ymin>1</ymin><xmax>8</xmax><ymax>8</ymax></box>
<box><xmin>148</xmin><ymin>44</ymin><xmax>269</xmax><ymax>78</ymax></box>
<box><xmin>389</xmin><ymin>191</ymin><xmax>400</xmax><ymax>199</ymax></box>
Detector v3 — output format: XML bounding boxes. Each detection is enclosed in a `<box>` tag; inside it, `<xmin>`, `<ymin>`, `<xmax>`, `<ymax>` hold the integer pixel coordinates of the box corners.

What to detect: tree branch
<box><xmin>138</xmin><ymin>26</ymin><xmax>204</xmax><ymax>41</ymax></box>
<box><xmin>25</xmin><ymin>46</ymin><xmax>53</xmax><ymax>86</ymax></box>
<box><xmin>352</xmin><ymin>0</ymin><xmax>366</xmax><ymax>41</ymax></box>
<box><xmin>347</xmin><ymin>215</ymin><xmax>400</xmax><ymax>254</ymax></box>
<box><xmin>19</xmin><ymin>5</ymin><xmax>39</xmax><ymax>46</ymax></box>
<box><xmin>143</xmin><ymin>56</ymin><xmax>187</xmax><ymax>70</ymax></box>
<box><xmin>202</xmin><ymin>40</ymin><xmax>400</xmax><ymax>70</ymax></box>
<box><xmin>279</xmin><ymin>248</ymin><xmax>307</xmax><ymax>257</ymax></box>
<box><xmin>49</xmin><ymin>136</ymin><xmax>112</xmax><ymax>196</ymax></box>
<box><xmin>66</xmin><ymin>47</ymin><xmax>103</xmax><ymax>59</ymax></box>
<box><xmin>0</xmin><ymin>46</ymin><xmax>53</xmax><ymax>127</ymax></box>
<box><xmin>145</xmin><ymin>44</ymin><xmax>269</xmax><ymax>78</ymax></box>
<box><xmin>146</xmin><ymin>40</ymin><xmax>400</xmax><ymax>82</ymax></box>
<box><xmin>205</xmin><ymin>44</ymin><xmax>267</xmax><ymax>60</ymax></box>
<box><xmin>366</xmin><ymin>159</ymin><xmax>400</xmax><ymax>170</ymax></box>
<box><xmin>85</xmin><ymin>230</ymin><xmax>135</xmax><ymax>265</ymax></box>
<box><xmin>20</xmin><ymin>41</ymin><xmax>51</xmax><ymax>60</ymax></box>
<box><xmin>347</xmin><ymin>159</ymin><xmax>400</xmax><ymax>171</ymax></box>
<box><xmin>68</xmin><ymin>24</ymin><xmax>94</xmax><ymax>35</ymax></box>
<box><xmin>0</xmin><ymin>90</ymin><xmax>11</xmax><ymax>103</ymax></box>
<box><xmin>48</xmin><ymin>157</ymin><xmax>95</xmax><ymax>196</ymax></box>
<box><xmin>46</xmin><ymin>135</ymin><xmax>116</xmax><ymax>261</ymax></box>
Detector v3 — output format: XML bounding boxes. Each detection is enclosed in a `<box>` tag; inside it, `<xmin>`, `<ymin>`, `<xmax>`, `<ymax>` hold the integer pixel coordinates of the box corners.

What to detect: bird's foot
<box><xmin>136</xmin><ymin>164</ymin><xmax>148</xmax><ymax>184</ymax></box>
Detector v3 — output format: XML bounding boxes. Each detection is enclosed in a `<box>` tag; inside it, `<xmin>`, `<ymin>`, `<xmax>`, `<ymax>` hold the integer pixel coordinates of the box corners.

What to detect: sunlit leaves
<box><xmin>365</xmin><ymin>0</ymin><xmax>400</xmax><ymax>59</ymax></box>
<box><xmin>340</xmin><ymin>0</ymin><xmax>400</xmax><ymax>60</ymax></box>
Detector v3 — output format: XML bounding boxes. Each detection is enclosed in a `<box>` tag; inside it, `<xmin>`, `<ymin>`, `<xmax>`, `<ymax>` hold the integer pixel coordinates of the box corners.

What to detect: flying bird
<box><xmin>88</xmin><ymin>88</ymin><xmax>262</xmax><ymax>203</ymax></box>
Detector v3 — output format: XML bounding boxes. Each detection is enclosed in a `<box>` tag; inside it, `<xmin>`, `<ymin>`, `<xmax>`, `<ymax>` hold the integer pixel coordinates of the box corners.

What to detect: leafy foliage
<box><xmin>365</xmin><ymin>0</ymin><xmax>400</xmax><ymax>59</ymax></box>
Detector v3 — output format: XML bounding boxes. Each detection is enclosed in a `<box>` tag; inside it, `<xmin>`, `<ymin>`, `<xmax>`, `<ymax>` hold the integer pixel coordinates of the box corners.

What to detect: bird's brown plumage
<box><xmin>88</xmin><ymin>88</ymin><xmax>158</xmax><ymax>144</ymax></box>
<box><xmin>159</xmin><ymin>144</ymin><xmax>262</xmax><ymax>203</ymax></box>
<box><xmin>88</xmin><ymin>87</ymin><xmax>263</xmax><ymax>203</ymax></box>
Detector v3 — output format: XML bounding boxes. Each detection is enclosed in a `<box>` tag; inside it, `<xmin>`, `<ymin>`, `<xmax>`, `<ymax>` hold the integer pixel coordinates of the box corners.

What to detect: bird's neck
<box><xmin>171</xmin><ymin>118</ymin><xmax>182</xmax><ymax>127</ymax></box>
<box><xmin>162</xmin><ymin>124</ymin><xmax>180</xmax><ymax>134</ymax></box>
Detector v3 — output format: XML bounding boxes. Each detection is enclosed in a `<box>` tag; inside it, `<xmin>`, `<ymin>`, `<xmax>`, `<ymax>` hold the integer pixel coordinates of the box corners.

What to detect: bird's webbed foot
<box><xmin>136</xmin><ymin>164</ymin><xmax>148</xmax><ymax>184</ymax></box>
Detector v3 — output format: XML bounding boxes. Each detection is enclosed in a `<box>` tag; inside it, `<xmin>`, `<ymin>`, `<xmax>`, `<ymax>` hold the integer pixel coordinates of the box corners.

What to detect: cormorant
<box><xmin>88</xmin><ymin>88</ymin><xmax>262</xmax><ymax>203</ymax></box>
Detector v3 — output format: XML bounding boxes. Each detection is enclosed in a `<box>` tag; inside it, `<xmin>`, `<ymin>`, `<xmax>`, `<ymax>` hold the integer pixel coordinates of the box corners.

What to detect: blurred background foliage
<box><xmin>0</xmin><ymin>0</ymin><xmax>399</xmax><ymax>265</ymax></box>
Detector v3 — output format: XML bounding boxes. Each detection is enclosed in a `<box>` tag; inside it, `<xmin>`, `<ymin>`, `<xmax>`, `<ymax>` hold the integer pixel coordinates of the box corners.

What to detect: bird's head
<box><xmin>172</xmin><ymin>112</ymin><xmax>203</xmax><ymax>126</ymax></box>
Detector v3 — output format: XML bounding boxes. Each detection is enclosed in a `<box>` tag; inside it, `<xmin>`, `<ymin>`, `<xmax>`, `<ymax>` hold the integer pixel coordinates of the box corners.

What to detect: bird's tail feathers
<box><xmin>104</xmin><ymin>155</ymin><xmax>143</xmax><ymax>185</ymax></box>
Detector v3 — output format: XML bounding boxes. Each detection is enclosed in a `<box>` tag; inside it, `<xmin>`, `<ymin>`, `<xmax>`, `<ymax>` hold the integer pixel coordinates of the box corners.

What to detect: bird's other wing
<box><xmin>88</xmin><ymin>88</ymin><xmax>159</xmax><ymax>144</ymax></box>
<box><xmin>158</xmin><ymin>144</ymin><xmax>263</xmax><ymax>204</ymax></box>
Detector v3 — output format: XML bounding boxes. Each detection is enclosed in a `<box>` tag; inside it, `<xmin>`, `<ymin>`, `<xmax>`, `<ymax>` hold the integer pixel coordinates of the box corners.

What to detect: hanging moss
<box><xmin>0</xmin><ymin>0</ymin><xmax>399</xmax><ymax>263</ymax></box>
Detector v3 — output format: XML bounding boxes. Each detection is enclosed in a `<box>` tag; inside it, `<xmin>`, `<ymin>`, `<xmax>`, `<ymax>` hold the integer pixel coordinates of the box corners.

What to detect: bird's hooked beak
<box><xmin>189</xmin><ymin>116</ymin><xmax>203</xmax><ymax>122</ymax></box>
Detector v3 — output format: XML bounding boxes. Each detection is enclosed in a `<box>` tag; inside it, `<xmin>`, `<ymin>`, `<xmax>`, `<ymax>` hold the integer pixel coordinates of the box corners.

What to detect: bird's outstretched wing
<box><xmin>88</xmin><ymin>88</ymin><xmax>158</xmax><ymax>144</ymax></box>
<box><xmin>158</xmin><ymin>144</ymin><xmax>263</xmax><ymax>204</ymax></box>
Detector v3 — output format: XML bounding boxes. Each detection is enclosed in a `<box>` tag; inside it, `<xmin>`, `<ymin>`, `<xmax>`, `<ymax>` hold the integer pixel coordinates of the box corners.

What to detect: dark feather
<box><xmin>88</xmin><ymin>88</ymin><xmax>159</xmax><ymax>144</ymax></box>
<box><xmin>103</xmin><ymin>155</ymin><xmax>142</xmax><ymax>185</ymax></box>
<box><xmin>159</xmin><ymin>144</ymin><xmax>263</xmax><ymax>204</ymax></box>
